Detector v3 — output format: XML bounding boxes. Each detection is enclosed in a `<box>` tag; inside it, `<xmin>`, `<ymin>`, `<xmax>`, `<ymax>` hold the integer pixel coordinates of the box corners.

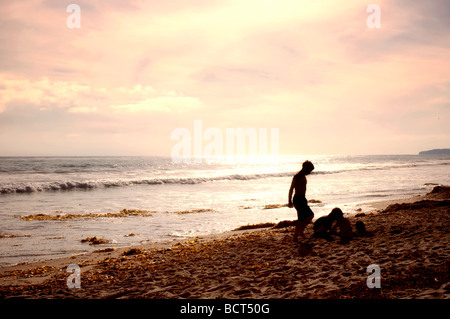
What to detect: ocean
<box><xmin>1</xmin><ymin>154</ymin><xmax>449</xmax><ymax>266</ymax></box>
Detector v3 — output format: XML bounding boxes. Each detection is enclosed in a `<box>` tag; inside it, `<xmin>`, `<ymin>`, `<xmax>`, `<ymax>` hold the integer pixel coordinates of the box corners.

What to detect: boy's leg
<box><xmin>300</xmin><ymin>215</ymin><xmax>314</xmax><ymax>235</ymax></box>
<box><xmin>294</xmin><ymin>215</ymin><xmax>313</xmax><ymax>241</ymax></box>
<box><xmin>293</xmin><ymin>200</ymin><xmax>314</xmax><ymax>241</ymax></box>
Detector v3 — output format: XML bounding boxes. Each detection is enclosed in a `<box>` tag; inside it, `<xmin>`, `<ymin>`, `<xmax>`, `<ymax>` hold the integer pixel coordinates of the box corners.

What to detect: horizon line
<box><xmin>0</xmin><ymin>152</ymin><xmax>436</xmax><ymax>158</ymax></box>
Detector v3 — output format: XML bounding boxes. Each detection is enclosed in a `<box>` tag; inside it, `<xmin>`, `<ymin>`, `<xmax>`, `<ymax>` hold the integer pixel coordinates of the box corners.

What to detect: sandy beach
<box><xmin>0</xmin><ymin>186</ymin><xmax>449</xmax><ymax>299</ymax></box>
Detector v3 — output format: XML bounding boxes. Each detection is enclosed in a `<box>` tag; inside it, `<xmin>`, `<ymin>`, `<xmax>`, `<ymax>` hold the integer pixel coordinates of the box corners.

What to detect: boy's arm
<box><xmin>288</xmin><ymin>177</ymin><xmax>295</xmax><ymax>207</ymax></box>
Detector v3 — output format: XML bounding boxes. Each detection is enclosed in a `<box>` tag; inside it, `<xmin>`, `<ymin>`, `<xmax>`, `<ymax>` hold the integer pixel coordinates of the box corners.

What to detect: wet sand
<box><xmin>1</xmin><ymin>186</ymin><xmax>449</xmax><ymax>299</ymax></box>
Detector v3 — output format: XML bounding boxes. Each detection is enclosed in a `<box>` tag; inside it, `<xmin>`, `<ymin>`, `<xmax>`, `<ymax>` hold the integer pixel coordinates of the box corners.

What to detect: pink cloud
<box><xmin>0</xmin><ymin>0</ymin><xmax>449</xmax><ymax>155</ymax></box>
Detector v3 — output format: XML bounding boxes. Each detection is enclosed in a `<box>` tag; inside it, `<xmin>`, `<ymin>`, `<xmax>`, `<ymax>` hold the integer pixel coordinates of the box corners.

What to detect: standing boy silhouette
<box><xmin>288</xmin><ymin>160</ymin><xmax>315</xmax><ymax>242</ymax></box>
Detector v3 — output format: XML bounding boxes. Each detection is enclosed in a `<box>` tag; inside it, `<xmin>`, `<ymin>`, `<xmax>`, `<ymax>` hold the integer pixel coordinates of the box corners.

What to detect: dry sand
<box><xmin>1</xmin><ymin>186</ymin><xmax>449</xmax><ymax>299</ymax></box>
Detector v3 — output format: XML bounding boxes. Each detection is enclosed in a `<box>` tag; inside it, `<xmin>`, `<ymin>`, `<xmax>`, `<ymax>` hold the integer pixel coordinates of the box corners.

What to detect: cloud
<box><xmin>0</xmin><ymin>0</ymin><xmax>449</xmax><ymax>155</ymax></box>
<box><xmin>0</xmin><ymin>75</ymin><xmax>91</xmax><ymax>112</ymax></box>
<box><xmin>338</xmin><ymin>0</ymin><xmax>450</xmax><ymax>63</ymax></box>
<box><xmin>0</xmin><ymin>74</ymin><xmax>203</xmax><ymax>114</ymax></box>
<box><xmin>67</xmin><ymin>106</ymin><xmax>98</xmax><ymax>114</ymax></box>
<box><xmin>111</xmin><ymin>96</ymin><xmax>203</xmax><ymax>113</ymax></box>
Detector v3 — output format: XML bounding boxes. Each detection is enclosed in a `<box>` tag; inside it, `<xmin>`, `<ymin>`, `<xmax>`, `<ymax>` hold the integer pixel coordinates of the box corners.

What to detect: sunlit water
<box><xmin>1</xmin><ymin>155</ymin><xmax>449</xmax><ymax>266</ymax></box>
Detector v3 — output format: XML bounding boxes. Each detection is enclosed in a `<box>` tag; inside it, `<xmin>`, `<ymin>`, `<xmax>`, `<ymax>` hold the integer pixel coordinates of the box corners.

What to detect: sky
<box><xmin>0</xmin><ymin>0</ymin><xmax>449</xmax><ymax>156</ymax></box>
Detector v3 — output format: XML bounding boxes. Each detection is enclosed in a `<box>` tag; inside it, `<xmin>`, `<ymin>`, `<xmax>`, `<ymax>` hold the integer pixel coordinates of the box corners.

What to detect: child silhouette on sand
<box><xmin>330</xmin><ymin>208</ymin><xmax>353</xmax><ymax>244</ymax></box>
<box><xmin>313</xmin><ymin>209</ymin><xmax>339</xmax><ymax>241</ymax></box>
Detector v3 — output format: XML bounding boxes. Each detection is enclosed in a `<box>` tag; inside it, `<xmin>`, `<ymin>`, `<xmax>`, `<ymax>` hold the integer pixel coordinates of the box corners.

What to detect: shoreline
<box><xmin>0</xmin><ymin>190</ymin><xmax>428</xmax><ymax>269</ymax></box>
<box><xmin>1</xmin><ymin>186</ymin><xmax>449</xmax><ymax>299</ymax></box>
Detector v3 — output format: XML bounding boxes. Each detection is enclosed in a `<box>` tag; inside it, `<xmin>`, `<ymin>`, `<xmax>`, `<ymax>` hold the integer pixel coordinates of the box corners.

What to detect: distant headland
<box><xmin>419</xmin><ymin>148</ymin><xmax>450</xmax><ymax>155</ymax></box>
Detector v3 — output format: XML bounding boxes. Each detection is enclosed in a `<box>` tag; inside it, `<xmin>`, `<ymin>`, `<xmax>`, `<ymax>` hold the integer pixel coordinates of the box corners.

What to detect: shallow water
<box><xmin>1</xmin><ymin>154</ymin><xmax>449</xmax><ymax>266</ymax></box>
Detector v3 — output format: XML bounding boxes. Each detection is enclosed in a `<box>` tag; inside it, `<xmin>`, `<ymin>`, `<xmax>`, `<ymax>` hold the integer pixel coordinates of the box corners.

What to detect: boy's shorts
<box><xmin>293</xmin><ymin>195</ymin><xmax>314</xmax><ymax>221</ymax></box>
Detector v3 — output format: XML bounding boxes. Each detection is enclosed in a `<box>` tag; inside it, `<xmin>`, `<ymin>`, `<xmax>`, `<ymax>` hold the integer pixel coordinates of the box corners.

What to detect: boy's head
<box><xmin>329</xmin><ymin>207</ymin><xmax>344</xmax><ymax>219</ymax></box>
<box><xmin>302</xmin><ymin>160</ymin><xmax>314</xmax><ymax>175</ymax></box>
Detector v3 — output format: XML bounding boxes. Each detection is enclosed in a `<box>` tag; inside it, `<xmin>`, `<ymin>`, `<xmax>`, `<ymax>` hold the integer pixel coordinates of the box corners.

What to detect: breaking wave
<box><xmin>0</xmin><ymin>172</ymin><xmax>296</xmax><ymax>194</ymax></box>
<box><xmin>1</xmin><ymin>159</ymin><xmax>448</xmax><ymax>195</ymax></box>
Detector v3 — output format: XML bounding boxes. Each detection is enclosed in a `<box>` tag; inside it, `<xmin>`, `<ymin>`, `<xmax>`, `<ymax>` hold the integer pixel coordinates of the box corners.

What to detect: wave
<box><xmin>0</xmin><ymin>172</ymin><xmax>295</xmax><ymax>194</ymax></box>
<box><xmin>1</xmin><ymin>159</ymin><xmax>448</xmax><ymax>195</ymax></box>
